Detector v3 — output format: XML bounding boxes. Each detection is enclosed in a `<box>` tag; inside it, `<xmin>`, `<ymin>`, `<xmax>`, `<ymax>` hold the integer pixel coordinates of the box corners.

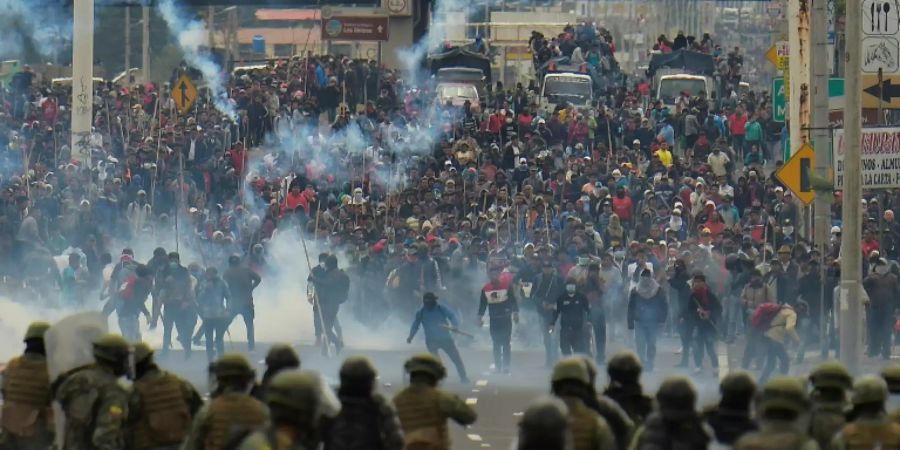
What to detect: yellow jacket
<box><xmin>765</xmin><ymin>305</ymin><xmax>799</xmax><ymax>345</ymax></box>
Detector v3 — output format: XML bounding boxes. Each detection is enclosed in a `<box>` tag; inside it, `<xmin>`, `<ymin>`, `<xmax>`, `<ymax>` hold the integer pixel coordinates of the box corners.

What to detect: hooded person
<box><xmin>407</xmin><ymin>291</ymin><xmax>470</xmax><ymax>383</ymax></box>
<box><xmin>626</xmin><ymin>269</ymin><xmax>667</xmax><ymax>371</ymax></box>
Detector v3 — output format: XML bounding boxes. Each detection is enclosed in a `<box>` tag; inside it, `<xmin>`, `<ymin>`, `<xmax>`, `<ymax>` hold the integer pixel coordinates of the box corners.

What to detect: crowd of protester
<box><xmin>1</xmin><ymin>21</ymin><xmax>900</xmax><ymax>381</ymax></box>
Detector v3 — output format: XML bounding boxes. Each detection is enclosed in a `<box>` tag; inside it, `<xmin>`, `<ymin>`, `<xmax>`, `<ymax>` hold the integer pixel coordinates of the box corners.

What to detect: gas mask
<box><xmin>566</xmin><ymin>284</ymin><xmax>576</xmax><ymax>296</ymax></box>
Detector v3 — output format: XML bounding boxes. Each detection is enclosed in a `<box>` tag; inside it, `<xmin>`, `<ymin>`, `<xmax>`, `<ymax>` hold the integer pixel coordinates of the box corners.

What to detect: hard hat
<box><xmin>215</xmin><ymin>353</ymin><xmax>255</xmax><ymax>379</ymax></box>
<box><xmin>607</xmin><ymin>351</ymin><xmax>642</xmax><ymax>381</ymax></box>
<box><xmin>719</xmin><ymin>371</ymin><xmax>757</xmax><ymax>398</ymax></box>
<box><xmin>809</xmin><ymin>361</ymin><xmax>852</xmax><ymax>390</ymax></box>
<box><xmin>551</xmin><ymin>357</ymin><xmax>590</xmax><ymax>385</ymax></box>
<box><xmin>758</xmin><ymin>377</ymin><xmax>808</xmax><ymax>415</ymax></box>
<box><xmin>340</xmin><ymin>356</ymin><xmax>377</xmax><ymax>380</ymax></box>
<box><xmin>23</xmin><ymin>321</ymin><xmax>50</xmax><ymax>341</ymax></box>
<box><xmin>92</xmin><ymin>333</ymin><xmax>131</xmax><ymax>363</ymax></box>
<box><xmin>133</xmin><ymin>342</ymin><xmax>154</xmax><ymax>365</ymax></box>
<box><xmin>881</xmin><ymin>364</ymin><xmax>900</xmax><ymax>394</ymax></box>
<box><xmin>265</xmin><ymin>344</ymin><xmax>300</xmax><ymax>370</ymax></box>
<box><xmin>852</xmin><ymin>375</ymin><xmax>889</xmax><ymax>406</ymax></box>
<box><xmin>831</xmin><ymin>226</ymin><xmax>841</xmax><ymax>234</ymax></box>
<box><xmin>404</xmin><ymin>353</ymin><xmax>446</xmax><ymax>380</ymax></box>
<box><xmin>265</xmin><ymin>370</ymin><xmax>321</xmax><ymax>414</ymax></box>
<box><xmin>656</xmin><ymin>376</ymin><xmax>697</xmax><ymax>414</ymax></box>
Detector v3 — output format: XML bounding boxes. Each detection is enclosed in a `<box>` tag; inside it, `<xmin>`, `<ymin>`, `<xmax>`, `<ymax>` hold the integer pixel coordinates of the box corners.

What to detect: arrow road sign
<box><xmin>862</xmin><ymin>74</ymin><xmax>900</xmax><ymax>108</ymax></box>
<box><xmin>321</xmin><ymin>15</ymin><xmax>389</xmax><ymax>41</ymax></box>
<box><xmin>775</xmin><ymin>143</ymin><xmax>816</xmax><ymax>205</ymax></box>
<box><xmin>172</xmin><ymin>74</ymin><xmax>198</xmax><ymax>115</ymax></box>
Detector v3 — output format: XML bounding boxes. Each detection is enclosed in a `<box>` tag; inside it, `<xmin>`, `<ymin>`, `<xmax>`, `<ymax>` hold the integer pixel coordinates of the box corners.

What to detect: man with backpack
<box><xmin>115</xmin><ymin>264</ymin><xmax>153</xmax><ymax>341</ymax></box>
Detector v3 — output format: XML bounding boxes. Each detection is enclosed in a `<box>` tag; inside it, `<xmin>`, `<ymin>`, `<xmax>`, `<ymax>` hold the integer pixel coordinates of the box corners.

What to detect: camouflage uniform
<box><xmin>128</xmin><ymin>342</ymin><xmax>204</xmax><ymax>450</ymax></box>
<box><xmin>551</xmin><ymin>357</ymin><xmax>617</xmax><ymax>450</ymax></box>
<box><xmin>808</xmin><ymin>361</ymin><xmax>852</xmax><ymax>450</ymax></box>
<box><xmin>392</xmin><ymin>353</ymin><xmax>477</xmax><ymax>450</ymax></box>
<box><xmin>322</xmin><ymin>356</ymin><xmax>404</xmax><ymax>450</ymax></box>
<box><xmin>515</xmin><ymin>397</ymin><xmax>571</xmax><ymax>450</ymax></box>
<box><xmin>53</xmin><ymin>333</ymin><xmax>131</xmax><ymax>450</ymax></box>
<box><xmin>181</xmin><ymin>353</ymin><xmax>269</xmax><ymax>450</ymax></box>
<box><xmin>603</xmin><ymin>352</ymin><xmax>653</xmax><ymax>425</ymax></box>
<box><xmin>581</xmin><ymin>356</ymin><xmax>635</xmax><ymax>450</ymax></box>
<box><xmin>830</xmin><ymin>375</ymin><xmax>900</xmax><ymax>450</ymax></box>
<box><xmin>0</xmin><ymin>322</ymin><xmax>54</xmax><ymax>450</ymax></box>
<box><xmin>881</xmin><ymin>364</ymin><xmax>900</xmax><ymax>422</ymax></box>
<box><xmin>235</xmin><ymin>370</ymin><xmax>338</xmax><ymax>450</ymax></box>
<box><xmin>733</xmin><ymin>377</ymin><xmax>819</xmax><ymax>450</ymax></box>
<box><xmin>702</xmin><ymin>371</ymin><xmax>758</xmax><ymax>445</ymax></box>
<box><xmin>629</xmin><ymin>376</ymin><xmax>713</xmax><ymax>450</ymax></box>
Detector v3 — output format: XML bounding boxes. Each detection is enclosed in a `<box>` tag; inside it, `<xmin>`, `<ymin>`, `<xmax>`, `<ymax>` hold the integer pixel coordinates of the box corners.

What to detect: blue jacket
<box><xmin>409</xmin><ymin>304</ymin><xmax>460</xmax><ymax>342</ymax></box>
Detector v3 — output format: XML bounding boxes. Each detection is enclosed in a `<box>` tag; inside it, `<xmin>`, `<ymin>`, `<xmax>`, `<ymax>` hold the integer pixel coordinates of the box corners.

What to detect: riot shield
<box><xmin>44</xmin><ymin>312</ymin><xmax>108</xmax><ymax>449</ymax></box>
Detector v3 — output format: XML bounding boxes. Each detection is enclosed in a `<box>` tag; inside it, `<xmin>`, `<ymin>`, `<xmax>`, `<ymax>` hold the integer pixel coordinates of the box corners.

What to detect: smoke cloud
<box><xmin>157</xmin><ymin>0</ymin><xmax>237</xmax><ymax>122</ymax></box>
<box><xmin>0</xmin><ymin>0</ymin><xmax>72</xmax><ymax>60</ymax></box>
<box><xmin>395</xmin><ymin>0</ymin><xmax>472</xmax><ymax>85</ymax></box>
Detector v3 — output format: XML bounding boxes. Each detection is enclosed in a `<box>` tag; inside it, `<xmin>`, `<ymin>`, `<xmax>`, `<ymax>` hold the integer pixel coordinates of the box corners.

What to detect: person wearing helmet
<box><xmin>603</xmin><ymin>351</ymin><xmax>652</xmax><ymax>424</ymax></box>
<box><xmin>579</xmin><ymin>356</ymin><xmax>635</xmax><ymax>450</ymax></box>
<box><xmin>235</xmin><ymin>371</ymin><xmax>335</xmax><ymax>450</ymax></box>
<box><xmin>733</xmin><ymin>377</ymin><xmax>818</xmax><ymax>450</ymax></box>
<box><xmin>549</xmin><ymin>357</ymin><xmax>616</xmax><ymax>449</ymax></box>
<box><xmin>151</xmin><ymin>252</ymin><xmax>195</xmax><ymax>359</ymax></box>
<box><xmin>478</xmin><ymin>266</ymin><xmax>519</xmax><ymax>374</ymax></box>
<box><xmin>830</xmin><ymin>375</ymin><xmax>900</xmax><ymax>449</ymax></box>
<box><xmin>1</xmin><ymin>321</ymin><xmax>53</xmax><ymax>449</ymax></box>
<box><xmin>863</xmin><ymin>257</ymin><xmax>900</xmax><ymax>359</ymax></box>
<box><xmin>321</xmin><ymin>356</ymin><xmax>404</xmax><ymax>450</ymax></box>
<box><xmin>514</xmin><ymin>397</ymin><xmax>572</xmax><ymax>450</ymax></box>
<box><xmin>630</xmin><ymin>376</ymin><xmax>712</xmax><ymax>449</ymax></box>
<box><xmin>127</xmin><ymin>342</ymin><xmax>203</xmax><ymax>450</ymax></box>
<box><xmin>807</xmin><ymin>361</ymin><xmax>852</xmax><ymax>449</ymax></box>
<box><xmin>223</xmin><ymin>253</ymin><xmax>261</xmax><ymax>352</ymax></box>
<box><xmin>182</xmin><ymin>353</ymin><xmax>269</xmax><ymax>450</ymax></box>
<box><xmin>252</xmin><ymin>344</ymin><xmax>300</xmax><ymax>401</ymax></box>
<box><xmin>701</xmin><ymin>371</ymin><xmax>757</xmax><ymax>445</ymax></box>
<box><xmin>53</xmin><ymin>333</ymin><xmax>132</xmax><ymax>450</ymax></box>
<box><xmin>392</xmin><ymin>353</ymin><xmax>476</xmax><ymax>450</ymax></box>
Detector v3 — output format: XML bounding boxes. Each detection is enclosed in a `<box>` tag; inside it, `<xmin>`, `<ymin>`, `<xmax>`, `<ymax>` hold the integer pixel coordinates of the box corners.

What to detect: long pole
<box><xmin>839</xmin><ymin>0</ymin><xmax>862</xmax><ymax>373</ymax></box>
<box><xmin>142</xmin><ymin>6</ymin><xmax>150</xmax><ymax>82</ymax></box>
<box><xmin>811</xmin><ymin>0</ymin><xmax>831</xmax><ymax>358</ymax></box>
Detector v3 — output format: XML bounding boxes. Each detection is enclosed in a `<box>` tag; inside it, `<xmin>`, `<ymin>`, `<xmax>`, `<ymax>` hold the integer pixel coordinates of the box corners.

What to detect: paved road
<box><xmin>154</xmin><ymin>333</ymin><xmax>729</xmax><ymax>450</ymax></box>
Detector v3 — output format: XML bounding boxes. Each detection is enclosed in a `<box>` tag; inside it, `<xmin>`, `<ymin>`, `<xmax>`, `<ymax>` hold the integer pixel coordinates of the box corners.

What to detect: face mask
<box><xmin>783</xmin><ymin>226</ymin><xmax>794</xmax><ymax>235</ymax></box>
<box><xmin>670</xmin><ymin>217</ymin><xmax>683</xmax><ymax>231</ymax></box>
<box><xmin>169</xmin><ymin>262</ymin><xmax>178</xmax><ymax>269</ymax></box>
<box><xmin>566</xmin><ymin>284</ymin><xmax>576</xmax><ymax>295</ymax></box>
<box><xmin>751</xmin><ymin>279</ymin><xmax>763</xmax><ymax>287</ymax></box>
<box><xmin>876</xmin><ymin>265</ymin><xmax>890</xmax><ymax>275</ymax></box>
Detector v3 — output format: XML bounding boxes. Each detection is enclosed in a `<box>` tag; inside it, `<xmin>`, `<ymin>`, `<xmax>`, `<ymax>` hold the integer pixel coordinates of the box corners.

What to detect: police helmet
<box><xmin>757</xmin><ymin>377</ymin><xmax>809</xmax><ymax>415</ymax></box>
<box><xmin>809</xmin><ymin>361</ymin><xmax>852</xmax><ymax>390</ymax></box>
<box><xmin>92</xmin><ymin>333</ymin><xmax>131</xmax><ymax>363</ymax></box>
<box><xmin>23</xmin><ymin>321</ymin><xmax>50</xmax><ymax>341</ymax></box>
<box><xmin>551</xmin><ymin>357</ymin><xmax>591</xmax><ymax>385</ymax></box>
<box><xmin>403</xmin><ymin>353</ymin><xmax>447</xmax><ymax>380</ymax></box>
<box><xmin>852</xmin><ymin>375</ymin><xmax>889</xmax><ymax>406</ymax></box>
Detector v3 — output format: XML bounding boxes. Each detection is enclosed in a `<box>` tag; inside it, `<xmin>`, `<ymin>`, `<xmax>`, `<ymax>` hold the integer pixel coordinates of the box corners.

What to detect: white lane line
<box><xmin>471</xmin><ymin>389</ymin><xmax>480</xmax><ymax>393</ymax></box>
<box><xmin>466</xmin><ymin>397</ymin><xmax>478</xmax><ymax>405</ymax></box>
<box><xmin>481</xmin><ymin>444</ymin><xmax>492</xmax><ymax>448</ymax></box>
<box><xmin>513</xmin><ymin>411</ymin><xmax>524</xmax><ymax>416</ymax></box>
<box><xmin>467</xmin><ymin>434</ymin><xmax>483</xmax><ymax>441</ymax></box>
<box><xmin>476</xmin><ymin>379</ymin><xmax>488</xmax><ymax>386</ymax></box>
<box><xmin>718</xmin><ymin>352</ymin><xmax>730</xmax><ymax>381</ymax></box>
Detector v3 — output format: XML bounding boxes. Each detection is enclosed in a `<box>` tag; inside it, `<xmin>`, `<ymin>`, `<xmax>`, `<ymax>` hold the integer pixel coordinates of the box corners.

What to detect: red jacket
<box><xmin>729</xmin><ymin>113</ymin><xmax>748</xmax><ymax>136</ymax></box>
<box><xmin>612</xmin><ymin>195</ymin><xmax>633</xmax><ymax>221</ymax></box>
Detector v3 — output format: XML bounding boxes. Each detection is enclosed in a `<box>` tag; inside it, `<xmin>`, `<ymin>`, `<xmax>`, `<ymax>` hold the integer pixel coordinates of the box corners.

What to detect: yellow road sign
<box><xmin>775</xmin><ymin>143</ymin><xmax>815</xmax><ymax>205</ymax></box>
<box><xmin>172</xmin><ymin>74</ymin><xmax>197</xmax><ymax>115</ymax></box>
<box><xmin>862</xmin><ymin>74</ymin><xmax>900</xmax><ymax>109</ymax></box>
<box><xmin>766</xmin><ymin>41</ymin><xmax>789</xmax><ymax>70</ymax></box>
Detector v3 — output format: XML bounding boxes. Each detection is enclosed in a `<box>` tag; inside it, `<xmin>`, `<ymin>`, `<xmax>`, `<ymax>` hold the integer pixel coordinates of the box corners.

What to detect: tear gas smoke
<box><xmin>0</xmin><ymin>0</ymin><xmax>71</xmax><ymax>59</ymax></box>
<box><xmin>158</xmin><ymin>0</ymin><xmax>237</xmax><ymax>122</ymax></box>
<box><xmin>396</xmin><ymin>0</ymin><xmax>472</xmax><ymax>85</ymax></box>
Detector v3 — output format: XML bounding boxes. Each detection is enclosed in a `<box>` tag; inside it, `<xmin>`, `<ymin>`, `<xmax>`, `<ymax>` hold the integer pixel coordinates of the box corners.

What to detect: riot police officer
<box><xmin>733</xmin><ymin>377</ymin><xmax>819</xmax><ymax>450</ymax></box>
<box><xmin>515</xmin><ymin>397</ymin><xmax>571</xmax><ymax>450</ymax></box>
<box><xmin>808</xmin><ymin>361</ymin><xmax>852</xmax><ymax>449</ymax></box>
<box><xmin>630</xmin><ymin>376</ymin><xmax>713</xmax><ymax>449</ymax></box>
<box><xmin>702</xmin><ymin>371</ymin><xmax>758</xmax><ymax>445</ymax></box>
<box><xmin>549</xmin><ymin>357</ymin><xmax>616</xmax><ymax>450</ymax></box>
<box><xmin>128</xmin><ymin>342</ymin><xmax>203</xmax><ymax>450</ymax></box>
<box><xmin>0</xmin><ymin>321</ymin><xmax>53</xmax><ymax>450</ymax></box>
<box><xmin>392</xmin><ymin>354</ymin><xmax>477</xmax><ymax>450</ymax></box>
<box><xmin>253</xmin><ymin>343</ymin><xmax>300</xmax><ymax>401</ymax></box>
<box><xmin>182</xmin><ymin>353</ymin><xmax>269</xmax><ymax>450</ymax></box>
<box><xmin>53</xmin><ymin>333</ymin><xmax>132</xmax><ymax>450</ymax></box>
<box><xmin>603</xmin><ymin>352</ymin><xmax>653</xmax><ymax>425</ymax></box>
<box><xmin>830</xmin><ymin>375</ymin><xmax>900</xmax><ymax>449</ymax></box>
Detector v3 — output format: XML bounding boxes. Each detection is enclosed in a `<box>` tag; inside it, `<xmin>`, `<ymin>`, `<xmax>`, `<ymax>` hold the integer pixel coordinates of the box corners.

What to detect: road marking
<box><xmin>471</xmin><ymin>389</ymin><xmax>480</xmax><ymax>393</ymax></box>
<box><xmin>476</xmin><ymin>380</ymin><xmax>488</xmax><ymax>386</ymax></box>
<box><xmin>513</xmin><ymin>411</ymin><xmax>524</xmax><ymax>416</ymax></box>
<box><xmin>481</xmin><ymin>444</ymin><xmax>492</xmax><ymax>448</ymax></box>
<box><xmin>466</xmin><ymin>397</ymin><xmax>478</xmax><ymax>405</ymax></box>
<box><xmin>718</xmin><ymin>351</ymin><xmax>730</xmax><ymax>381</ymax></box>
<box><xmin>467</xmin><ymin>434</ymin><xmax>483</xmax><ymax>441</ymax></box>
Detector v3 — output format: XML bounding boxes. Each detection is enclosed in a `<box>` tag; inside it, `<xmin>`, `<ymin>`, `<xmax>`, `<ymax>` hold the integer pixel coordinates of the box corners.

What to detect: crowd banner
<box><xmin>832</xmin><ymin>127</ymin><xmax>900</xmax><ymax>189</ymax></box>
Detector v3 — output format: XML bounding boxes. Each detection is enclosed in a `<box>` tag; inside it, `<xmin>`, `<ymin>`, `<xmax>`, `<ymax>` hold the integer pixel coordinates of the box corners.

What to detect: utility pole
<box><xmin>142</xmin><ymin>6</ymin><xmax>150</xmax><ymax>82</ymax></box>
<box><xmin>207</xmin><ymin>6</ymin><xmax>215</xmax><ymax>50</ymax></box>
<box><xmin>71</xmin><ymin>0</ymin><xmax>94</xmax><ymax>167</ymax></box>
<box><xmin>788</xmin><ymin>0</ymin><xmax>811</xmax><ymax>155</ymax></box>
<box><xmin>839</xmin><ymin>0</ymin><xmax>862</xmax><ymax>373</ymax></box>
<box><xmin>124</xmin><ymin>7</ymin><xmax>131</xmax><ymax>80</ymax></box>
<box><xmin>810</xmin><ymin>0</ymin><xmax>830</xmax><ymax>358</ymax></box>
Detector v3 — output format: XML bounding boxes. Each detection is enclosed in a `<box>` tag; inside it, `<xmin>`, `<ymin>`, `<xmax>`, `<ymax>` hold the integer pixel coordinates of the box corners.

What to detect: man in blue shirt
<box><xmin>407</xmin><ymin>292</ymin><xmax>470</xmax><ymax>383</ymax></box>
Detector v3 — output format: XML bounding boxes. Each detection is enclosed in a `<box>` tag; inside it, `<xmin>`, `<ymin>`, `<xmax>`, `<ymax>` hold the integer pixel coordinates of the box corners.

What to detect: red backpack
<box><xmin>750</xmin><ymin>303</ymin><xmax>781</xmax><ymax>330</ymax></box>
